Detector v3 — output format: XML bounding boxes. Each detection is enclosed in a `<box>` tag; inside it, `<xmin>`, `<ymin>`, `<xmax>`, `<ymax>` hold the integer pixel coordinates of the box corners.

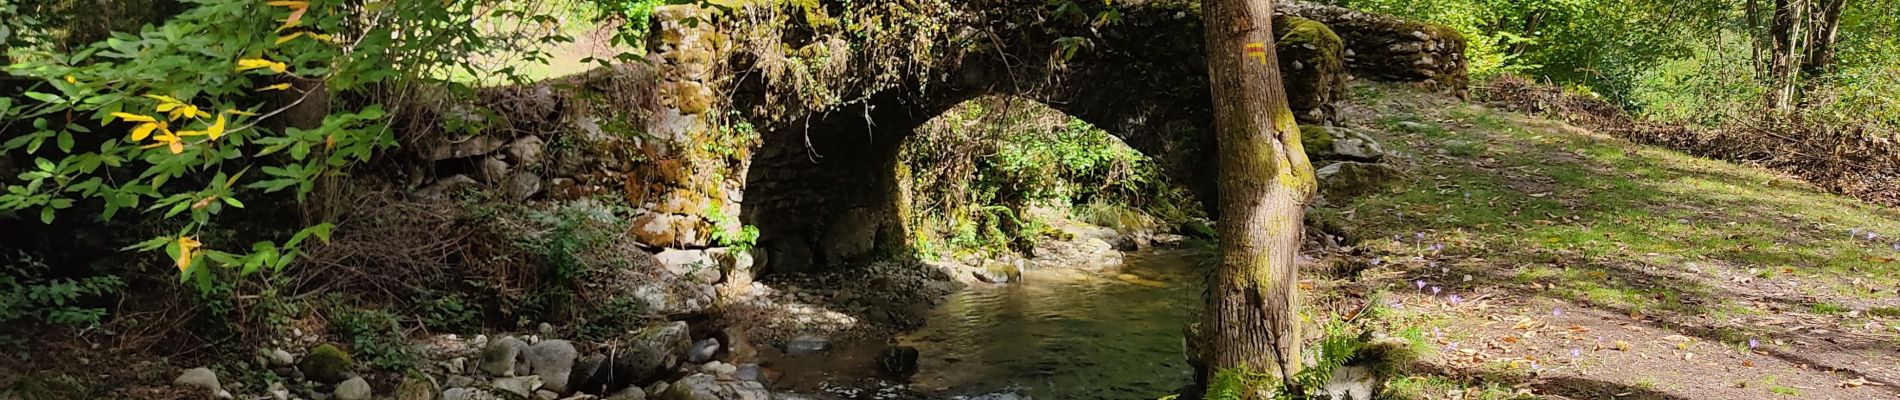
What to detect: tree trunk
<box><xmin>1767</xmin><ymin>0</ymin><xmax>1804</xmax><ymax>110</ymax></box>
<box><xmin>1199</xmin><ymin>0</ymin><xmax>1317</xmax><ymax>394</ymax></box>
<box><xmin>1801</xmin><ymin>0</ymin><xmax>1845</xmax><ymax>78</ymax></box>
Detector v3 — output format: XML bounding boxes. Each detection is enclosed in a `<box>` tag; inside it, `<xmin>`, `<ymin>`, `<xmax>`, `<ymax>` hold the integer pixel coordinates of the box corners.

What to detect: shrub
<box><xmin>0</xmin><ymin>251</ymin><xmax>123</xmax><ymax>332</ymax></box>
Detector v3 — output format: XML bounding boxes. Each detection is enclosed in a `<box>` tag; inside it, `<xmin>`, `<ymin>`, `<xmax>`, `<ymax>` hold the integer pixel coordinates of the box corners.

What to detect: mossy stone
<box><xmin>1300</xmin><ymin>124</ymin><xmax>1337</xmax><ymax>157</ymax></box>
<box><xmin>299</xmin><ymin>344</ymin><xmax>357</xmax><ymax>384</ymax></box>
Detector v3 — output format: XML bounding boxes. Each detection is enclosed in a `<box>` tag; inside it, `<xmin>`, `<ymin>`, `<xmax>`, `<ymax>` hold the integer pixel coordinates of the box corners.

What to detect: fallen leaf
<box><xmin>1614</xmin><ymin>340</ymin><xmax>1632</xmax><ymax>351</ymax></box>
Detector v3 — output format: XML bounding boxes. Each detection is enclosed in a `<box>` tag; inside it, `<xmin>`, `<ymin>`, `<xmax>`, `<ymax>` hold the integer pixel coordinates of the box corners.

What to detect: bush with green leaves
<box><xmin>0</xmin><ymin>0</ymin><xmax>578</xmax><ymax>292</ymax></box>
<box><xmin>0</xmin><ymin>251</ymin><xmax>124</xmax><ymax>331</ymax></box>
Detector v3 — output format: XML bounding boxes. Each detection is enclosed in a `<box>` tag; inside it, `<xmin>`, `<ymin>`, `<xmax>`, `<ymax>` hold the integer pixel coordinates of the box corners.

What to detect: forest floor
<box><xmin>1317</xmin><ymin>83</ymin><xmax>1900</xmax><ymax>400</ymax></box>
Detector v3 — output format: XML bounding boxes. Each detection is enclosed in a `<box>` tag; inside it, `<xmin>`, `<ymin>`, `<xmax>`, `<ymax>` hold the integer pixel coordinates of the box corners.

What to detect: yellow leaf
<box><xmin>236</xmin><ymin>58</ymin><xmax>288</xmax><ymax>73</ymax></box>
<box><xmin>166</xmin><ymin>104</ymin><xmax>206</xmax><ymax>121</ymax></box>
<box><xmin>111</xmin><ymin>112</ymin><xmax>157</xmax><ymax>123</ymax></box>
<box><xmin>204</xmin><ymin>115</ymin><xmax>227</xmax><ymax>140</ymax></box>
<box><xmin>176</xmin><ymin>237</ymin><xmax>202</xmax><ymax>272</ymax></box>
<box><xmin>144</xmin><ymin>94</ymin><xmax>180</xmax><ymax>103</ymax></box>
<box><xmin>258</xmin><ymin>83</ymin><xmax>293</xmax><ymax>91</ymax></box>
<box><xmin>130</xmin><ymin>121</ymin><xmax>163</xmax><ymax>141</ymax></box>
<box><xmin>155</xmin><ymin>103</ymin><xmax>179</xmax><ymax>112</ymax></box>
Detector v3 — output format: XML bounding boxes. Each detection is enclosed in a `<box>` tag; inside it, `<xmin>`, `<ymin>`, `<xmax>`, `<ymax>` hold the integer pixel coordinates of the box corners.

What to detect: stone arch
<box><xmin>727</xmin><ymin>1</ymin><xmax>1465</xmax><ymax>274</ymax></box>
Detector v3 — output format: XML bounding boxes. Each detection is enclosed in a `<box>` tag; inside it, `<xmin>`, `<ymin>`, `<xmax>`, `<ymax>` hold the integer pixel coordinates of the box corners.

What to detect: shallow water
<box><xmin>774</xmin><ymin>248</ymin><xmax>1209</xmax><ymax>400</ymax></box>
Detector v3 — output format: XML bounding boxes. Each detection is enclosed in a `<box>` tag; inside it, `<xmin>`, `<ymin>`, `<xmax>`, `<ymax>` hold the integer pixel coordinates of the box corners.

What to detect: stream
<box><xmin>770</xmin><ymin>248</ymin><xmax>1210</xmax><ymax>400</ymax></box>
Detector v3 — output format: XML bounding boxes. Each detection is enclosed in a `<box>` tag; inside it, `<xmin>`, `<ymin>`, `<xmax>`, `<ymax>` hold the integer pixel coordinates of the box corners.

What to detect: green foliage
<box><xmin>422</xmin><ymin>293</ymin><xmax>482</xmax><ymax>332</ymax></box>
<box><xmin>1329</xmin><ymin>0</ymin><xmax>1900</xmax><ymax>136</ymax></box>
<box><xmin>707</xmin><ymin>201</ymin><xmax>760</xmax><ymax>252</ymax></box>
<box><xmin>0</xmin><ymin>252</ymin><xmax>123</xmax><ymax>331</ymax></box>
<box><xmin>903</xmin><ymin>97</ymin><xmax>1198</xmax><ymax>255</ymax></box>
<box><xmin>0</xmin><ymin>0</ymin><xmax>579</xmax><ymax>293</ymax></box>
<box><xmin>327</xmin><ymin>306</ymin><xmax>411</xmax><ymax>370</ymax></box>
<box><xmin>526</xmin><ymin>199</ymin><xmax>627</xmax><ymax>281</ymax></box>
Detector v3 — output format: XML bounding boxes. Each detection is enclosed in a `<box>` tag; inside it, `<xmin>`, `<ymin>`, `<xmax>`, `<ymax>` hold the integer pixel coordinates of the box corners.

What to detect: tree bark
<box><xmin>1199</xmin><ymin>0</ymin><xmax>1317</xmax><ymax>394</ymax></box>
<box><xmin>1767</xmin><ymin>0</ymin><xmax>1804</xmax><ymax>110</ymax></box>
<box><xmin>1801</xmin><ymin>0</ymin><xmax>1845</xmax><ymax>78</ymax></box>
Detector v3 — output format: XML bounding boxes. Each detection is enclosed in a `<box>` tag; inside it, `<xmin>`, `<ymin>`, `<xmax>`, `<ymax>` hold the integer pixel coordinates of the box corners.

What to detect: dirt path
<box><xmin>1323</xmin><ymin>83</ymin><xmax>1900</xmax><ymax>400</ymax></box>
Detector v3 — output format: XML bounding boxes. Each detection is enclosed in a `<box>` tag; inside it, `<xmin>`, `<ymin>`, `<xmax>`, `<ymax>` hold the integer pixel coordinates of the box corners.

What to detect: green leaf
<box><xmin>23</xmin><ymin>92</ymin><xmax>62</xmax><ymax>104</ymax></box>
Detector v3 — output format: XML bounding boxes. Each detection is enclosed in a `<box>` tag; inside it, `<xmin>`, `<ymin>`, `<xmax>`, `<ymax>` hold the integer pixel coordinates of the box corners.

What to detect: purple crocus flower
<box><xmin>1416</xmin><ymin>280</ymin><xmax>1427</xmax><ymax>291</ymax></box>
<box><xmin>1431</xmin><ymin>286</ymin><xmax>1442</xmax><ymax>296</ymax></box>
<box><xmin>1449</xmin><ymin>294</ymin><xmax>1464</xmax><ymax>305</ymax></box>
<box><xmin>1891</xmin><ymin>242</ymin><xmax>1899</xmax><ymax>251</ymax></box>
<box><xmin>1433</xmin><ymin>327</ymin><xmax>1443</xmax><ymax>338</ymax></box>
<box><xmin>1748</xmin><ymin>338</ymin><xmax>1760</xmax><ymax>349</ymax></box>
<box><xmin>1447</xmin><ymin>342</ymin><xmax>1460</xmax><ymax>350</ymax></box>
<box><xmin>1569</xmin><ymin>349</ymin><xmax>1581</xmax><ymax>358</ymax></box>
<box><xmin>1553</xmin><ymin>307</ymin><xmax>1564</xmax><ymax>317</ymax></box>
<box><xmin>1868</xmin><ymin>232</ymin><xmax>1879</xmax><ymax>240</ymax></box>
<box><xmin>1371</xmin><ymin>258</ymin><xmax>1385</xmax><ymax>266</ymax></box>
<box><xmin>1416</xmin><ymin>232</ymin><xmax>1427</xmax><ymax>240</ymax></box>
<box><xmin>1429</xmin><ymin>243</ymin><xmax>1445</xmax><ymax>252</ymax></box>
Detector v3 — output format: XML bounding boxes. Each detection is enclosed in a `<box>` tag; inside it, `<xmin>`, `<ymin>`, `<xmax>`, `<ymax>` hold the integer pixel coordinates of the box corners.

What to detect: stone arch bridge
<box><xmin>417</xmin><ymin>0</ymin><xmax>1466</xmax><ymax>277</ymax></box>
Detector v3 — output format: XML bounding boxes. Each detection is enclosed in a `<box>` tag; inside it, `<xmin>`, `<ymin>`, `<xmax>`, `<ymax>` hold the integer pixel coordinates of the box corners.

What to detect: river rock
<box><xmin>481</xmin><ymin>336</ymin><xmax>530</xmax><ymax>377</ymax></box>
<box><xmin>534</xmin><ymin>389</ymin><xmax>561</xmax><ymax>400</ymax></box>
<box><xmin>1315</xmin><ymin>161</ymin><xmax>1401</xmax><ymax>199</ymax></box>
<box><xmin>396</xmin><ymin>374</ymin><xmax>438</xmax><ymax>400</ymax></box>
<box><xmin>333</xmin><ymin>377</ymin><xmax>371</xmax><ymax>400</ymax></box>
<box><xmin>479</xmin><ymin>156</ymin><xmax>510</xmax><ymax>184</ymax></box>
<box><xmin>174</xmin><ymin>367</ymin><xmax>222</xmax><ymax>394</ymax></box>
<box><xmin>507</xmin><ymin>135</ymin><xmax>546</xmax><ymax>166</ymax></box>
<box><xmin>1321</xmin><ymin>365</ymin><xmax>1375</xmax><ymax>400</ymax></box>
<box><xmin>659</xmin><ymin>373</ymin><xmax>770</xmax><ymax>400</ymax></box>
<box><xmin>566</xmin><ymin>355</ymin><xmax>610</xmax><ymax>395</ymax></box>
<box><xmin>785</xmin><ymin>335</ymin><xmax>830</xmax><ymax>354</ymax></box>
<box><xmin>600</xmin><ymin>322</ymin><xmax>692</xmax><ymax>391</ymax></box>
<box><xmin>509</xmin><ymin>171</ymin><xmax>544</xmax><ymax>201</ymax></box>
<box><xmin>443</xmin><ymin>388</ymin><xmax>505</xmax><ymax>400</ymax></box>
<box><xmin>266</xmin><ymin>348</ymin><xmax>296</xmax><ymax>367</ymax></box>
<box><xmin>687</xmin><ymin>338</ymin><xmax>720</xmax><ymax>364</ymax></box>
<box><xmin>607</xmin><ymin>386</ymin><xmax>647</xmax><ymax>400</ymax></box>
<box><xmin>492</xmin><ymin>376</ymin><xmax>543</xmax><ymax>399</ymax></box>
<box><xmin>525</xmin><ymin>339</ymin><xmax>579</xmax><ymax>393</ymax></box>
<box><xmin>300</xmin><ymin>344</ymin><xmax>356</xmax><ymax>384</ymax></box>
<box><xmin>732</xmin><ymin>364</ymin><xmax>764</xmax><ymax>384</ymax></box>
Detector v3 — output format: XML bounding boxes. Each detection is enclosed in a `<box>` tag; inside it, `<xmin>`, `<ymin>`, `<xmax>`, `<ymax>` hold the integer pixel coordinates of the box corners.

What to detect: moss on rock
<box><xmin>1300</xmin><ymin>124</ymin><xmax>1337</xmax><ymax>157</ymax></box>
<box><xmin>299</xmin><ymin>344</ymin><xmax>356</xmax><ymax>384</ymax></box>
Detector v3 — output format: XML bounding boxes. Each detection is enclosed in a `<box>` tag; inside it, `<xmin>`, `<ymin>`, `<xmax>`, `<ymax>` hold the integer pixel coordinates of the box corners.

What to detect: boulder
<box><xmin>333</xmin><ymin>377</ymin><xmax>372</xmax><ymax>400</ymax></box>
<box><xmin>173</xmin><ymin>367</ymin><xmax>222</xmax><ymax>394</ymax></box>
<box><xmin>443</xmin><ymin>388</ymin><xmax>506</xmax><ymax>400</ymax></box>
<box><xmin>601</xmin><ymin>322</ymin><xmax>693</xmax><ymax>390</ymax></box>
<box><xmin>687</xmin><ymin>338</ymin><xmax>721</xmax><ymax>364</ymax></box>
<box><xmin>266</xmin><ymin>348</ymin><xmax>296</xmax><ymax>367</ymax></box>
<box><xmin>607</xmin><ymin>386</ymin><xmax>648</xmax><ymax>400</ymax></box>
<box><xmin>1273</xmin><ymin>15</ymin><xmax>1346</xmax><ymax>124</ymax></box>
<box><xmin>507</xmin><ymin>136</ymin><xmax>546</xmax><ymax>166</ymax></box>
<box><xmin>1315</xmin><ymin>162</ymin><xmax>1401</xmax><ymax>199</ymax></box>
<box><xmin>479</xmin><ymin>156</ymin><xmax>510</xmax><ymax>184</ymax></box>
<box><xmin>1302</xmin><ymin>125</ymin><xmax>1386</xmax><ymax>162</ymax></box>
<box><xmin>299</xmin><ymin>344</ymin><xmax>356</xmax><ymax>384</ymax></box>
<box><xmin>655</xmin><ymin>249</ymin><xmax>722</xmax><ymax>284</ymax></box>
<box><xmin>1321</xmin><ymin>365</ymin><xmax>1375</xmax><ymax>400</ymax></box>
<box><xmin>524</xmin><ymin>340</ymin><xmax>579</xmax><ymax>394</ymax></box>
<box><xmin>492</xmin><ymin>376</ymin><xmax>543</xmax><ymax>399</ymax></box>
<box><xmin>565</xmin><ymin>355</ymin><xmax>611</xmax><ymax>395</ymax></box>
<box><xmin>480</xmin><ymin>336</ymin><xmax>531</xmax><ymax>377</ymax></box>
<box><xmin>508</xmin><ymin>171</ymin><xmax>544</xmax><ymax>201</ymax></box>
<box><xmin>658</xmin><ymin>373</ymin><xmax>770</xmax><ymax>400</ymax></box>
